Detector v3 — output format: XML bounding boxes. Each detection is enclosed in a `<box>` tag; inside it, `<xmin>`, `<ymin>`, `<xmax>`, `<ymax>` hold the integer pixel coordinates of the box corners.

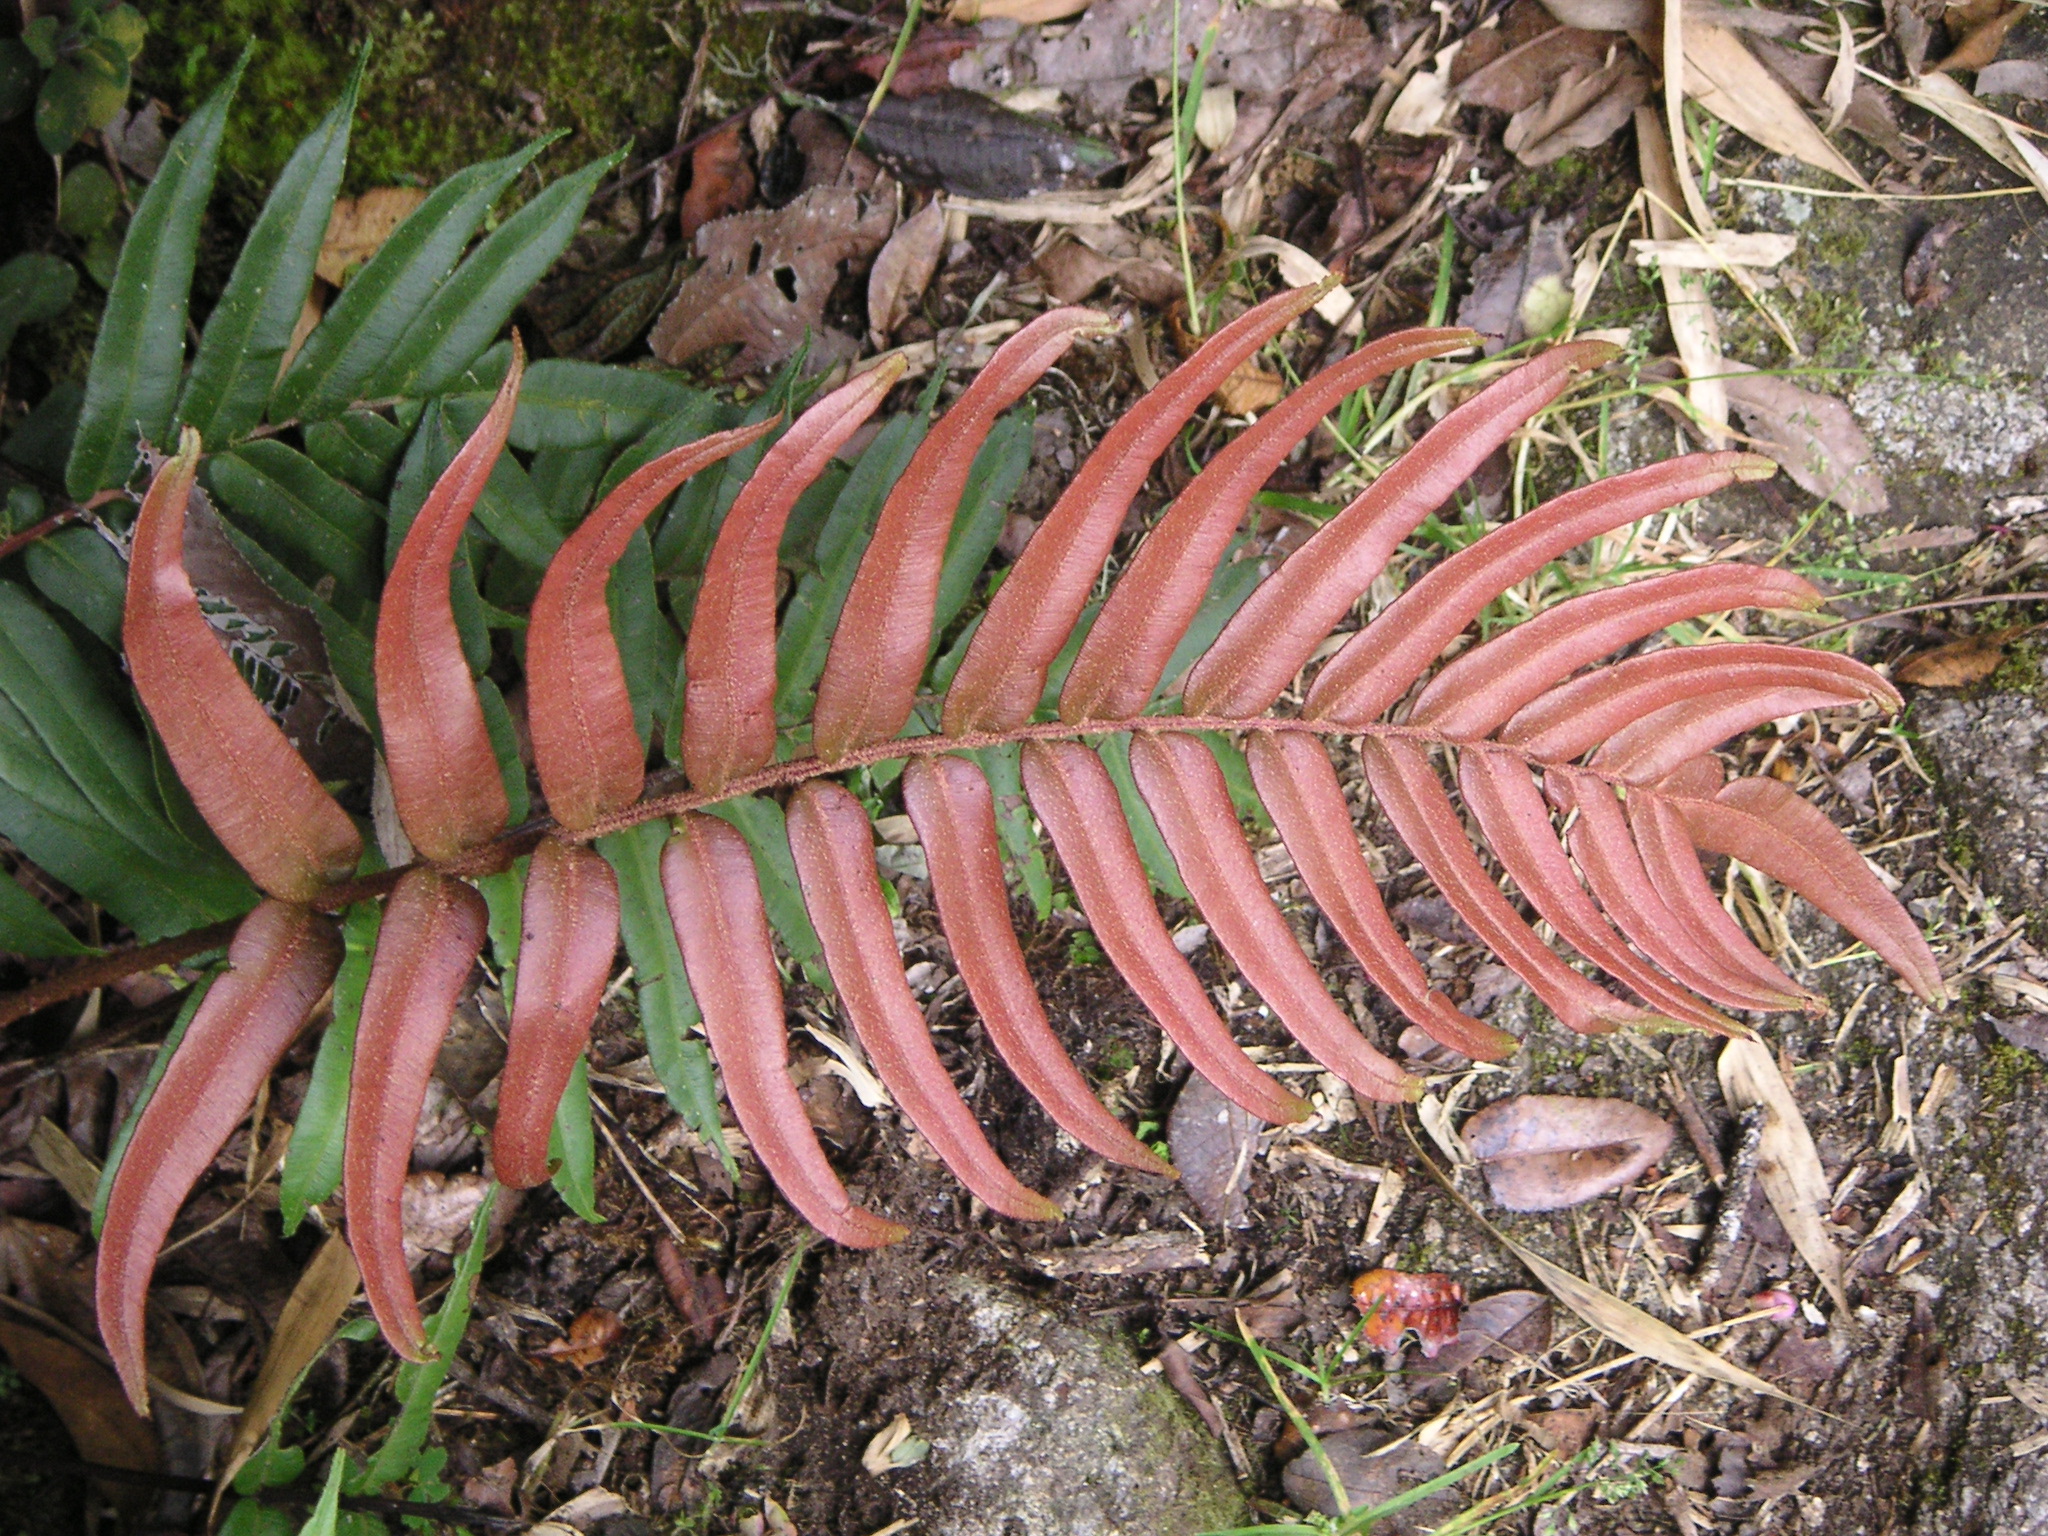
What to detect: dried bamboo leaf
<box><xmin>218</xmin><ymin>1232</ymin><xmax>360</xmax><ymax>1495</ymax></box>
<box><xmin>1680</xmin><ymin>23</ymin><xmax>1870</xmax><ymax>189</ymax></box>
<box><xmin>1717</xmin><ymin>1036</ymin><xmax>1849</xmax><ymax>1313</ymax></box>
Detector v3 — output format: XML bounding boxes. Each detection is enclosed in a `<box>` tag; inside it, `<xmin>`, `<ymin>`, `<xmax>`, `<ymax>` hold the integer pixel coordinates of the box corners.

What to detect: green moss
<box><xmin>1990</xmin><ymin>637</ymin><xmax>2045</xmax><ymax>699</ymax></box>
<box><xmin>140</xmin><ymin>0</ymin><xmax>720</xmax><ymax>208</ymax></box>
<box><xmin>1980</xmin><ymin>1040</ymin><xmax>2044</xmax><ymax>1103</ymax></box>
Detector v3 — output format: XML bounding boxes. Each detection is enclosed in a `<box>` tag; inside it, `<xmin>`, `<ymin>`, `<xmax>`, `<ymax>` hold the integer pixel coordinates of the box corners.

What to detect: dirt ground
<box><xmin>3</xmin><ymin>1</ymin><xmax>2048</xmax><ymax>1534</ymax></box>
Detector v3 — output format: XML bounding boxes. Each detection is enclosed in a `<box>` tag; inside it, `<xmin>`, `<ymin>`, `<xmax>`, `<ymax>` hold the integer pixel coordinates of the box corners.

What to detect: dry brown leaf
<box><xmin>1167</xmin><ymin>1071</ymin><xmax>1257</xmax><ymax>1228</ymax></box>
<box><xmin>947</xmin><ymin>0</ymin><xmax>1092</xmax><ymax>19</ymax></box>
<box><xmin>1896</xmin><ymin>635</ymin><xmax>2007</xmax><ymax>686</ymax></box>
<box><xmin>1977</xmin><ymin>59</ymin><xmax>2048</xmax><ymax>100</ymax></box>
<box><xmin>1029</xmin><ymin>1229</ymin><xmax>1209</xmax><ymax>1277</ymax></box>
<box><xmin>1406</xmin><ymin>1287</ymin><xmax>1552</xmax><ymax>1392</ymax></box>
<box><xmin>1721</xmin><ymin>363</ymin><xmax>1888</xmax><ymax>522</ymax></box>
<box><xmin>1681</xmin><ymin>23</ymin><xmax>1871</xmax><ymax>190</ymax></box>
<box><xmin>1993</xmin><ymin>1013</ymin><xmax>2048</xmax><ymax>1056</ymax></box>
<box><xmin>1890</xmin><ymin>71</ymin><xmax>2035</xmax><ymax>186</ymax></box>
<box><xmin>0</xmin><ymin>1316</ymin><xmax>160</xmax><ymax>1511</ymax></box>
<box><xmin>1457</xmin><ymin>219</ymin><xmax>1574</xmax><ymax>353</ymax></box>
<box><xmin>1825</xmin><ymin>8</ymin><xmax>1858</xmax><ymax>131</ymax></box>
<box><xmin>867</xmin><ymin>198</ymin><xmax>946</xmax><ymax>346</ymax></box>
<box><xmin>1902</xmin><ymin>216</ymin><xmax>1964</xmax><ymax>309</ymax></box>
<box><xmin>400</xmin><ymin>1169</ymin><xmax>492</xmax><ymax>1267</ymax></box>
<box><xmin>317</xmin><ymin>187</ymin><xmax>428</xmax><ymax>286</ymax></box>
<box><xmin>650</xmin><ymin>182</ymin><xmax>897</xmax><ymax>374</ymax></box>
<box><xmin>1457</xmin><ymin>27</ymin><xmax>1621</xmax><ymax>115</ymax></box>
<box><xmin>1236</xmin><ymin>237</ymin><xmax>1357</xmax><ymax>332</ymax></box>
<box><xmin>681</xmin><ymin>122</ymin><xmax>756</xmax><ymax>241</ymax></box>
<box><xmin>26</xmin><ymin>1117</ymin><xmax>97</xmax><ymax>1208</ymax></box>
<box><xmin>1214</xmin><ymin>359</ymin><xmax>1288</xmax><ymax>416</ymax></box>
<box><xmin>1934</xmin><ymin>2</ymin><xmax>2023</xmax><ymax>72</ymax></box>
<box><xmin>1463</xmin><ymin>1093</ymin><xmax>1675</xmax><ymax>1211</ymax></box>
<box><xmin>1718</xmin><ymin>1038</ymin><xmax>1849</xmax><ymax>1314</ymax></box>
<box><xmin>536</xmin><ymin>1307</ymin><xmax>625</xmax><ymax>1367</ymax></box>
<box><xmin>1743</xmin><ymin>36</ymin><xmax>1918</xmax><ymax>161</ymax></box>
<box><xmin>1635</xmin><ymin>107</ymin><xmax>1729</xmax><ymax>441</ymax></box>
<box><xmin>1537</xmin><ymin>0</ymin><xmax>1653</xmax><ymax>26</ymax></box>
<box><xmin>218</xmin><ymin>1234</ymin><xmax>360</xmax><ymax>1501</ymax></box>
<box><xmin>1504</xmin><ymin>51</ymin><xmax>1652</xmax><ymax>165</ymax></box>
<box><xmin>1629</xmin><ymin>231</ymin><xmax>1798</xmax><ymax>269</ymax></box>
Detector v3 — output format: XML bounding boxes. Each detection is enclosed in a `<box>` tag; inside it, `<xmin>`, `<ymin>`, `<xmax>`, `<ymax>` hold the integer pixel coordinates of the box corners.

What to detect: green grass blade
<box><xmin>279</xmin><ymin>897</ymin><xmax>379</xmax><ymax>1234</ymax></box>
<box><xmin>65</xmin><ymin>46</ymin><xmax>247</xmax><ymax>497</ymax></box>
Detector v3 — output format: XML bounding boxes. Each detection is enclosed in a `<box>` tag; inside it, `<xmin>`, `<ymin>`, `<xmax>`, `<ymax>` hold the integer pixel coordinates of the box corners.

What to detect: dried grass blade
<box><xmin>1022</xmin><ymin>740</ymin><xmax>1311</xmax><ymax>1125</ymax></box>
<box><xmin>1634</xmin><ymin>106</ymin><xmax>1728</xmax><ymax>439</ymax></box>
<box><xmin>1185</xmin><ymin>339</ymin><xmax>1620</xmax><ymax>719</ymax></box>
<box><xmin>1248</xmin><ymin>733</ymin><xmax>1516</xmax><ymax>1060</ymax></box>
<box><xmin>945</xmin><ymin>282</ymin><xmax>1330</xmax><ymax>734</ymax></box>
<box><xmin>1625</xmin><ymin>787</ymin><xmax>1823</xmax><ymax>1009</ymax></box>
<box><xmin>1360</xmin><ymin>737</ymin><xmax>1656</xmax><ymax>1035</ymax></box>
<box><xmin>125</xmin><ymin>434</ymin><xmax>361</xmax><ymax>901</ymax></box>
<box><xmin>1309</xmin><ymin>451</ymin><xmax>1773</xmax><ymax>723</ymax></box>
<box><xmin>787</xmin><ymin>781</ymin><xmax>1061</xmax><ymax>1220</ymax></box>
<box><xmin>1681</xmin><ymin>779</ymin><xmax>1946</xmax><ymax>1002</ymax></box>
<box><xmin>1506</xmin><ymin>645</ymin><xmax>1897</xmax><ymax>764</ymax></box>
<box><xmin>344</xmin><ymin>869</ymin><xmax>489</xmax><ymax>1359</ymax></box>
<box><xmin>817</xmin><ymin>310</ymin><xmax>1109</xmax><ymax>760</ymax></box>
<box><xmin>1718</xmin><ymin>1037</ymin><xmax>1850</xmax><ymax>1312</ymax></box>
<box><xmin>496</xmin><ymin>838</ymin><xmax>621</xmax><ymax>1189</ymax></box>
<box><xmin>683</xmin><ymin>358</ymin><xmax>906</xmax><ymax>794</ymax></box>
<box><xmin>662</xmin><ymin>814</ymin><xmax>908</xmax><ymax>1246</ymax></box>
<box><xmin>529</xmin><ymin>421</ymin><xmax>774</xmax><ymax>830</ymax></box>
<box><xmin>1412</xmin><ymin>565</ymin><xmax>1822</xmax><ymax>740</ymax></box>
<box><xmin>1458</xmin><ymin>751</ymin><xmax>1742</xmax><ymax>1034</ymax></box>
<box><xmin>1553</xmin><ymin>767</ymin><xmax>1805</xmax><ymax>1012</ymax></box>
<box><xmin>904</xmin><ymin>756</ymin><xmax>1171</xmax><ymax>1173</ymax></box>
<box><xmin>1130</xmin><ymin>733</ymin><xmax>1418</xmax><ymax>1103</ymax></box>
<box><xmin>1062</xmin><ymin>326</ymin><xmax>1476</xmax><ymax>724</ymax></box>
<box><xmin>97</xmin><ymin>900</ymin><xmax>340</xmax><ymax>1411</ymax></box>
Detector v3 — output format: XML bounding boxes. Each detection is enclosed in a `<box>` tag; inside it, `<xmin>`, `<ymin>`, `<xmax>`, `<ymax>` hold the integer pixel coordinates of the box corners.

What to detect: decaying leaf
<box><xmin>317</xmin><ymin>187</ymin><xmax>428</xmax><ymax>286</ymax></box>
<box><xmin>1406</xmin><ymin>1287</ymin><xmax>1551</xmax><ymax>1390</ymax></box>
<box><xmin>824</xmin><ymin>90</ymin><xmax>1121</xmax><ymax>199</ymax></box>
<box><xmin>1167</xmin><ymin>1070</ymin><xmax>1258</xmax><ymax>1227</ymax></box>
<box><xmin>1977</xmin><ymin>59</ymin><xmax>2048</xmax><ymax>100</ymax></box>
<box><xmin>868</xmin><ymin>198</ymin><xmax>946</xmax><ymax>346</ymax></box>
<box><xmin>1537</xmin><ymin>0</ymin><xmax>1653</xmax><ymax>26</ymax></box>
<box><xmin>1744</xmin><ymin>36</ymin><xmax>1918</xmax><ymax>161</ymax></box>
<box><xmin>1933</xmin><ymin>2</ymin><xmax>2024</xmax><ymax>72</ymax></box>
<box><xmin>1718</xmin><ymin>1038</ymin><xmax>1849</xmax><ymax>1313</ymax></box>
<box><xmin>1994</xmin><ymin>1013</ymin><xmax>2048</xmax><ymax>1056</ymax></box>
<box><xmin>1457</xmin><ymin>27</ymin><xmax>1622</xmax><ymax>116</ymax></box>
<box><xmin>681</xmin><ymin>122</ymin><xmax>756</xmax><ymax>240</ymax></box>
<box><xmin>1903</xmin><ymin>217</ymin><xmax>1964</xmax><ymax>309</ymax></box>
<box><xmin>1029</xmin><ymin>1229</ymin><xmax>1209</xmax><ymax>1278</ymax></box>
<box><xmin>650</xmin><ymin>183</ymin><xmax>897</xmax><ymax>373</ymax></box>
<box><xmin>218</xmin><ymin>1233</ymin><xmax>359</xmax><ymax>1497</ymax></box>
<box><xmin>1504</xmin><ymin>51</ymin><xmax>1651</xmax><ymax>166</ymax></box>
<box><xmin>1457</xmin><ymin>218</ymin><xmax>1575</xmax><ymax>353</ymax></box>
<box><xmin>1350</xmin><ymin>1267</ymin><xmax>1464</xmax><ymax>1356</ymax></box>
<box><xmin>946</xmin><ymin>0</ymin><xmax>1092</xmax><ymax>21</ymax></box>
<box><xmin>1896</xmin><ymin>635</ymin><xmax>2006</xmax><ymax>687</ymax></box>
<box><xmin>861</xmin><ymin>1411</ymin><xmax>932</xmax><ymax>1473</ymax></box>
<box><xmin>1213</xmin><ymin>360</ymin><xmax>1288</xmax><ymax>416</ymax></box>
<box><xmin>1282</xmin><ymin>1431</ymin><xmax>1461</xmax><ymax>1525</ymax></box>
<box><xmin>1635</xmin><ymin>107</ymin><xmax>1728</xmax><ymax>440</ymax></box>
<box><xmin>399</xmin><ymin>1169</ymin><xmax>493</xmax><ymax>1268</ymax></box>
<box><xmin>1629</xmin><ymin>231</ymin><xmax>1798</xmax><ymax>270</ymax></box>
<box><xmin>1680</xmin><ymin>24</ymin><xmax>1870</xmax><ymax>190</ymax></box>
<box><xmin>0</xmin><ymin>1315</ymin><xmax>161</xmax><ymax>1511</ymax></box>
<box><xmin>1722</xmin><ymin>363</ymin><xmax>1888</xmax><ymax>522</ymax></box>
<box><xmin>1462</xmin><ymin>1093</ymin><xmax>1674</xmax><ymax>1211</ymax></box>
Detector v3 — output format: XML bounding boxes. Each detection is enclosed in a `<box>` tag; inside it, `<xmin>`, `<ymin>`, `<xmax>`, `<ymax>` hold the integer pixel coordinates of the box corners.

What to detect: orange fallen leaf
<box><xmin>318</xmin><ymin>187</ymin><xmax>428</xmax><ymax>286</ymax></box>
<box><xmin>1214</xmin><ymin>359</ymin><xmax>1286</xmax><ymax>416</ymax></box>
<box><xmin>1896</xmin><ymin>635</ymin><xmax>2006</xmax><ymax>687</ymax></box>
<box><xmin>535</xmin><ymin>1307</ymin><xmax>625</xmax><ymax>1367</ymax></box>
<box><xmin>1349</xmin><ymin>1268</ymin><xmax>1464</xmax><ymax>1357</ymax></box>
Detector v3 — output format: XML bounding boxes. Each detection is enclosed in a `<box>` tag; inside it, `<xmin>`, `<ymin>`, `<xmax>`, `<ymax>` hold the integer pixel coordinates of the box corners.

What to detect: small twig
<box><xmin>1791</xmin><ymin>589</ymin><xmax>2048</xmax><ymax>646</ymax></box>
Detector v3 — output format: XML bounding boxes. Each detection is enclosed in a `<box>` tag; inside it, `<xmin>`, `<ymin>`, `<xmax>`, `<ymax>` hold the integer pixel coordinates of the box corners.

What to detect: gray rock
<box><xmin>813</xmin><ymin>1259</ymin><xmax>1245</xmax><ymax>1536</ymax></box>
<box><xmin>1915</xmin><ymin>691</ymin><xmax>2048</xmax><ymax>914</ymax></box>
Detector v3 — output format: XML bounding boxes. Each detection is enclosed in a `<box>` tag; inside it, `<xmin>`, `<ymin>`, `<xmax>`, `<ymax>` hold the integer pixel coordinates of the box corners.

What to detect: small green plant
<box><xmin>2</xmin><ymin>0</ymin><xmax>146</xmax><ymax>155</ymax></box>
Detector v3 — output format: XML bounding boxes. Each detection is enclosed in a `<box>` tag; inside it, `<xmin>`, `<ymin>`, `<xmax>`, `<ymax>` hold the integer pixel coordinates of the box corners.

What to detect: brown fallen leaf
<box><xmin>650</xmin><ymin>182</ymin><xmax>897</xmax><ymax>374</ymax></box>
<box><xmin>1350</xmin><ymin>1268</ymin><xmax>1464</xmax><ymax>1357</ymax></box>
<box><xmin>1635</xmin><ymin>108</ymin><xmax>1729</xmax><ymax>441</ymax></box>
<box><xmin>655</xmin><ymin>1235</ymin><xmax>729</xmax><ymax>1347</ymax></box>
<box><xmin>1895</xmin><ymin>634</ymin><xmax>2006</xmax><ymax>687</ymax></box>
<box><xmin>680</xmin><ymin>122</ymin><xmax>756</xmax><ymax>241</ymax></box>
<box><xmin>1457</xmin><ymin>27</ymin><xmax>1622</xmax><ymax>115</ymax></box>
<box><xmin>0</xmin><ymin>1316</ymin><xmax>160</xmax><ymax>1515</ymax></box>
<box><xmin>1745</xmin><ymin>36</ymin><xmax>1918</xmax><ymax>161</ymax></box>
<box><xmin>1167</xmin><ymin>1070</ymin><xmax>1257</xmax><ymax>1228</ymax></box>
<box><xmin>1680</xmin><ymin>23</ymin><xmax>1870</xmax><ymax>190</ymax></box>
<box><xmin>867</xmin><ymin>197</ymin><xmax>947</xmax><ymax>346</ymax></box>
<box><xmin>1994</xmin><ymin>1013</ymin><xmax>2048</xmax><ymax>1056</ymax></box>
<box><xmin>1029</xmin><ymin>1229</ymin><xmax>1209</xmax><ymax>1278</ymax></box>
<box><xmin>217</xmin><ymin>1233</ymin><xmax>360</xmax><ymax>1502</ymax></box>
<box><xmin>947</xmin><ymin>0</ymin><xmax>1092</xmax><ymax>20</ymax></box>
<box><xmin>400</xmin><ymin>1169</ymin><xmax>492</xmax><ymax>1267</ymax></box>
<box><xmin>1214</xmin><ymin>359</ymin><xmax>1287</xmax><ymax>416</ymax></box>
<box><xmin>1903</xmin><ymin>217</ymin><xmax>1965</xmax><ymax>309</ymax></box>
<box><xmin>851</xmin><ymin>26</ymin><xmax>981</xmax><ymax>97</ymax></box>
<box><xmin>1457</xmin><ymin>217</ymin><xmax>1575</xmax><ymax>354</ymax></box>
<box><xmin>317</xmin><ymin>187</ymin><xmax>428</xmax><ymax>286</ymax></box>
<box><xmin>1721</xmin><ymin>363</ymin><xmax>1888</xmax><ymax>522</ymax></box>
<box><xmin>1406</xmin><ymin>1287</ymin><xmax>1551</xmax><ymax>1392</ymax></box>
<box><xmin>1933</xmin><ymin>2</ymin><xmax>2024</xmax><ymax>73</ymax></box>
<box><xmin>536</xmin><ymin>1307</ymin><xmax>625</xmax><ymax>1368</ymax></box>
<box><xmin>1504</xmin><ymin>50</ymin><xmax>1652</xmax><ymax>165</ymax></box>
<box><xmin>1718</xmin><ymin>1039</ymin><xmax>1848</xmax><ymax>1314</ymax></box>
<box><xmin>1527</xmin><ymin>1406</ymin><xmax>1602</xmax><ymax>1455</ymax></box>
<box><xmin>1282</xmin><ymin>1431</ymin><xmax>1460</xmax><ymax>1525</ymax></box>
<box><xmin>1157</xmin><ymin>1341</ymin><xmax>1227</xmax><ymax>1438</ymax></box>
<box><xmin>1462</xmin><ymin>1093</ymin><xmax>1674</xmax><ymax>1211</ymax></box>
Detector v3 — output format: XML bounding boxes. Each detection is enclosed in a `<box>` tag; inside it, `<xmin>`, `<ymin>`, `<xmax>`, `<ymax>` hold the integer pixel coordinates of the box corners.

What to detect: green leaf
<box><xmin>1156</xmin><ymin>535</ymin><xmax>1261</xmax><ymax>702</ymax></box>
<box><xmin>932</xmin><ymin>410</ymin><xmax>1032</xmax><ymax>645</ymax></box>
<box><xmin>234</xmin><ymin>1439</ymin><xmax>308</xmax><ymax>1496</ymax></box>
<box><xmin>80</xmin><ymin>226</ymin><xmax>121</xmax><ymax>289</ymax></box>
<box><xmin>271</xmin><ymin>135</ymin><xmax>557</xmax><ymax>423</ymax></box>
<box><xmin>477</xmin><ymin>676</ymin><xmax>530</xmax><ymax>823</ymax></box>
<box><xmin>20</xmin><ymin>17</ymin><xmax>57</xmax><ymax>69</ymax></box>
<box><xmin>279</xmin><ymin>898</ymin><xmax>378</xmax><ymax>1234</ymax></box>
<box><xmin>597</xmin><ymin>820</ymin><xmax>729</xmax><ymax>1169</ymax></box>
<box><xmin>450</xmin><ymin>359</ymin><xmax>700</xmax><ymax>452</ymax></box>
<box><xmin>0</xmin><ymin>253</ymin><xmax>80</xmax><ymax>355</ymax></box>
<box><xmin>35</xmin><ymin>62</ymin><xmax>91</xmax><ymax>154</ymax></box>
<box><xmin>607</xmin><ymin>526</ymin><xmax>675</xmax><ymax>750</ymax></box>
<box><xmin>56</xmin><ymin>162</ymin><xmax>119</xmax><ymax>239</ymax></box>
<box><xmin>302</xmin><ymin>408</ymin><xmax>411</xmax><ymax>499</ymax></box>
<box><xmin>208</xmin><ymin>441</ymin><xmax>385</xmax><ymax>614</ymax></box>
<box><xmin>101</xmin><ymin>5</ymin><xmax>148</xmax><ymax>60</ymax></box>
<box><xmin>528</xmin><ymin>443</ymin><xmax>611</xmax><ymax>529</ymax></box>
<box><xmin>24</xmin><ymin>523</ymin><xmax>126</xmax><ymax>646</ymax></box>
<box><xmin>295</xmin><ymin>1451</ymin><xmax>347</xmax><ymax>1536</ymax></box>
<box><xmin>388</xmin><ymin>399</ymin><xmax>559</xmax><ymax>571</ymax></box>
<box><xmin>0</xmin><ymin>581</ymin><xmax>254</xmax><ymax>939</ymax></box>
<box><xmin>65</xmin><ymin>47</ymin><xmax>245</xmax><ymax>497</ymax></box>
<box><xmin>0</xmin><ymin>864</ymin><xmax>93</xmax><ymax>957</ymax></box>
<box><xmin>179</xmin><ymin>55</ymin><xmax>364</xmax><ymax>446</ymax></box>
<box><xmin>1</xmin><ymin>381</ymin><xmax>82</xmax><ymax>480</ymax></box>
<box><xmin>93</xmin><ymin>973</ymin><xmax>214</xmax><ymax>1237</ymax></box>
<box><xmin>369</xmin><ymin>1184</ymin><xmax>496</xmax><ymax>1488</ymax></box>
<box><xmin>1098</xmin><ymin>732</ymin><xmax>1189</xmax><ymax>901</ymax></box>
<box><xmin>548</xmin><ymin>1055</ymin><xmax>601</xmax><ymax>1221</ymax></box>
<box><xmin>0</xmin><ymin>41</ymin><xmax>37</xmax><ymax>119</ymax></box>
<box><xmin>971</xmin><ymin>742</ymin><xmax>1053</xmax><ymax>920</ymax></box>
<box><xmin>703</xmin><ymin>794</ymin><xmax>832</xmax><ymax>994</ymax></box>
<box><xmin>365</xmin><ymin>149</ymin><xmax>625</xmax><ymax>401</ymax></box>
<box><xmin>776</xmin><ymin>410</ymin><xmax>928</xmax><ymax>721</ymax></box>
